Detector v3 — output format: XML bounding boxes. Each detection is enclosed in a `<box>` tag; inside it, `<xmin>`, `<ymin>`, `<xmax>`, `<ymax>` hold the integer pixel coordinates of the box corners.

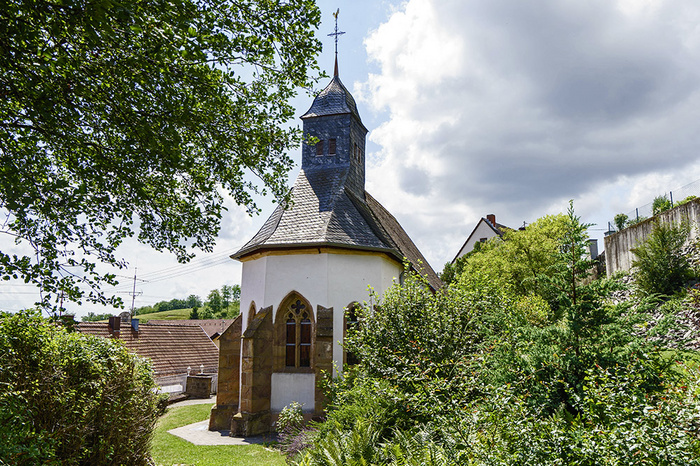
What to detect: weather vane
<box><xmin>328</xmin><ymin>8</ymin><xmax>345</xmax><ymax>75</ymax></box>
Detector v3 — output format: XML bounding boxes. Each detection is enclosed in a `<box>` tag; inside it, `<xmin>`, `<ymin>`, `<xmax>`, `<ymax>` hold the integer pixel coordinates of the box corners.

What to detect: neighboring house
<box><xmin>453</xmin><ymin>214</ymin><xmax>512</xmax><ymax>262</ymax></box>
<box><xmin>209</xmin><ymin>60</ymin><xmax>441</xmax><ymax>436</ymax></box>
<box><xmin>78</xmin><ymin>316</ymin><xmax>219</xmax><ymax>393</ymax></box>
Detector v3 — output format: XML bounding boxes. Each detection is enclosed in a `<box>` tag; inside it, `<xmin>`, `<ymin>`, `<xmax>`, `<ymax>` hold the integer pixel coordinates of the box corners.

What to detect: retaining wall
<box><xmin>604</xmin><ymin>198</ymin><xmax>700</xmax><ymax>277</ymax></box>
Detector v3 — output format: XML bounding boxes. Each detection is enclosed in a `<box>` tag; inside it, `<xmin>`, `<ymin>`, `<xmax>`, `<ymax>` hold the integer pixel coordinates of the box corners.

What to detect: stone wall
<box><xmin>605</xmin><ymin>198</ymin><xmax>700</xmax><ymax>277</ymax></box>
<box><xmin>233</xmin><ymin>306</ymin><xmax>273</xmax><ymax>436</ymax></box>
<box><xmin>208</xmin><ymin>315</ymin><xmax>241</xmax><ymax>430</ymax></box>
<box><xmin>314</xmin><ymin>305</ymin><xmax>334</xmax><ymax>413</ymax></box>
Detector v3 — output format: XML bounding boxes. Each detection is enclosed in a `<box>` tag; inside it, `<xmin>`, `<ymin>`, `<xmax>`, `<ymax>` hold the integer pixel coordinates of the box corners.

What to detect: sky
<box><xmin>4</xmin><ymin>0</ymin><xmax>700</xmax><ymax>316</ymax></box>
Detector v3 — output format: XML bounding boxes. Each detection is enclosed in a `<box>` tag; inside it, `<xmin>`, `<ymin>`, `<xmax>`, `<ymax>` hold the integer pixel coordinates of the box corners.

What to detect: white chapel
<box><xmin>209</xmin><ymin>59</ymin><xmax>441</xmax><ymax>436</ymax></box>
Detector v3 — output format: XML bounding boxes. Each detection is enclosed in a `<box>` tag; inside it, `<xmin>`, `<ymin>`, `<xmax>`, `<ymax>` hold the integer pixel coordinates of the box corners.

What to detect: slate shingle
<box><xmin>301</xmin><ymin>76</ymin><xmax>360</xmax><ymax>120</ymax></box>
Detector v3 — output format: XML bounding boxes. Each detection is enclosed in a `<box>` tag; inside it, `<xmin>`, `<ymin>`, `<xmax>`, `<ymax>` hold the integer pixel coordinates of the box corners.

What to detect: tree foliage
<box><xmin>632</xmin><ymin>219</ymin><xmax>694</xmax><ymax>295</ymax></box>
<box><xmin>0</xmin><ymin>0</ymin><xmax>322</xmax><ymax>312</ymax></box>
<box><xmin>0</xmin><ymin>311</ymin><xmax>164</xmax><ymax>465</ymax></box>
<box><xmin>80</xmin><ymin>311</ymin><xmax>114</xmax><ymax>322</ymax></box>
<box><xmin>295</xmin><ymin>204</ymin><xmax>700</xmax><ymax>465</ymax></box>
<box><xmin>613</xmin><ymin>212</ymin><xmax>628</xmax><ymax>231</ymax></box>
<box><xmin>652</xmin><ymin>195</ymin><xmax>672</xmax><ymax>215</ymax></box>
<box><xmin>447</xmin><ymin>214</ymin><xmax>569</xmax><ymax>302</ymax></box>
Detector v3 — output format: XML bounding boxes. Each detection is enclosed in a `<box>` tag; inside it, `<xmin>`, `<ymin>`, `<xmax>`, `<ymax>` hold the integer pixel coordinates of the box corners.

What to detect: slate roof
<box><xmin>301</xmin><ymin>75</ymin><xmax>361</xmax><ymax>121</ymax></box>
<box><xmin>78</xmin><ymin>322</ymin><xmax>219</xmax><ymax>378</ymax></box>
<box><xmin>232</xmin><ymin>166</ymin><xmax>442</xmax><ymax>290</ymax></box>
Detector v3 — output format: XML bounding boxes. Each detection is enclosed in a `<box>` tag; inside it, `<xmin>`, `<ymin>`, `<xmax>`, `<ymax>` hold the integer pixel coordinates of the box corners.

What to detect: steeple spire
<box><xmin>328</xmin><ymin>8</ymin><xmax>345</xmax><ymax>77</ymax></box>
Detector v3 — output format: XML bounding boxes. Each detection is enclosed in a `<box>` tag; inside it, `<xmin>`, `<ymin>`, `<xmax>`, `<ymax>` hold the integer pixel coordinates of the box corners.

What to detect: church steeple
<box><xmin>299</xmin><ymin>9</ymin><xmax>366</xmax><ymax>197</ymax></box>
<box><xmin>328</xmin><ymin>9</ymin><xmax>344</xmax><ymax>77</ymax></box>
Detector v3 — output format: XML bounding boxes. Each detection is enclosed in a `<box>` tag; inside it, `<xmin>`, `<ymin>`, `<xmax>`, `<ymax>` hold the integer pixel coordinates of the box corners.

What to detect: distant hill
<box><xmin>134</xmin><ymin>308</ymin><xmax>192</xmax><ymax>322</ymax></box>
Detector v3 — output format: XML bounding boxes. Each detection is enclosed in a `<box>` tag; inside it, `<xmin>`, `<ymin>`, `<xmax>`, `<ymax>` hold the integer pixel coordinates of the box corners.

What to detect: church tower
<box><xmin>300</xmin><ymin>69</ymin><xmax>367</xmax><ymax>199</ymax></box>
<box><xmin>210</xmin><ymin>33</ymin><xmax>441</xmax><ymax>438</ymax></box>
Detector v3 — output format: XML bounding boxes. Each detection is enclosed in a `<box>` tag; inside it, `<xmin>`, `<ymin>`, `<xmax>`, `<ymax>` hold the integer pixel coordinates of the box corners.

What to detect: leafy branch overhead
<box><xmin>0</xmin><ymin>0</ymin><xmax>323</xmax><ymax>311</ymax></box>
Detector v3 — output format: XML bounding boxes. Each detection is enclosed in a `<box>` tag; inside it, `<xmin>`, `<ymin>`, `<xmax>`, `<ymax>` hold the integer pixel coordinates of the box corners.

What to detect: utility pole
<box><xmin>129</xmin><ymin>268</ymin><xmax>146</xmax><ymax>316</ymax></box>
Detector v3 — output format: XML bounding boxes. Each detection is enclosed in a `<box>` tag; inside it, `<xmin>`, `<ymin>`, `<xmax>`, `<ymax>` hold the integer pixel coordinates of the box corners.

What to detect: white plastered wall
<box><xmin>456</xmin><ymin>220</ymin><xmax>499</xmax><ymax>259</ymax></box>
<box><xmin>238</xmin><ymin>249</ymin><xmax>402</xmax><ymax>410</ymax></box>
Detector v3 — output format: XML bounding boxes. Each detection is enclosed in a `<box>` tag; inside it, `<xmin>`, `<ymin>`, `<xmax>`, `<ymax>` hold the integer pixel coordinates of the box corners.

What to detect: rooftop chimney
<box><xmin>486</xmin><ymin>214</ymin><xmax>496</xmax><ymax>225</ymax></box>
<box><xmin>108</xmin><ymin>316</ymin><xmax>121</xmax><ymax>337</ymax></box>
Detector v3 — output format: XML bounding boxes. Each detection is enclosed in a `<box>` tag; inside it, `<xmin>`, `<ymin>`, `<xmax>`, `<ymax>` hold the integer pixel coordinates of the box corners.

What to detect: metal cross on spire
<box><xmin>327</xmin><ymin>8</ymin><xmax>345</xmax><ymax>76</ymax></box>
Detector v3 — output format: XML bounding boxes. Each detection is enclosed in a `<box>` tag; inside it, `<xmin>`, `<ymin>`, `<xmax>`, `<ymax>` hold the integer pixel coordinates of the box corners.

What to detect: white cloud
<box><xmin>359</xmin><ymin>0</ymin><xmax>700</xmax><ymax>269</ymax></box>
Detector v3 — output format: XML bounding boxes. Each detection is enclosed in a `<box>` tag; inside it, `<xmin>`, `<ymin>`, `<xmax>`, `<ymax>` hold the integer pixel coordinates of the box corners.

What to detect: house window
<box><xmin>329</xmin><ymin>138</ymin><xmax>336</xmax><ymax>155</ymax></box>
<box><xmin>316</xmin><ymin>140</ymin><xmax>324</xmax><ymax>156</ymax></box>
<box><xmin>285</xmin><ymin>299</ymin><xmax>311</xmax><ymax>368</ymax></box>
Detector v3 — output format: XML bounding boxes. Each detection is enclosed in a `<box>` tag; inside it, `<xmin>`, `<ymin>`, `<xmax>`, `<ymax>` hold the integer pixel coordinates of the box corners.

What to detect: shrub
<box><xmin>0</xmin><ymin>311</ymin><xmax>162</xmax><ymax>465</ymax></box>
<box><xmin>301</xmin><ymin>205</ymin><xmax>699</xmax><ymax>465</ymax></box>
<box><xmin>613</xmin><ymin>212</ymin><xmax>628</xmax><ymax>231</ymax></box>
<box><xmin>278</xmin><ymin>401</ymin><xmax>304</xmax><ymax>434</ymax></box>
<box><xmin>631</xmin><ymin>220</ymin><xmax>693</xmax><ymax>295</ymax></box>
<box><xmin>676</xmin><ymin>195</ymin><xmax>698</xmax><ymax>207</ymax></box>
<box><xmin>628</xmin><ymin>215</ymin><xmax>648</xmax><ymax>226</ymax></box>
<box><xmin>278</xmin><ymin>401</ymin><xmax>311</xmax><ymax>460</ymax></box>
<box><xmin>465</xmin><ymin>361</ymin><xmax>700</xmax><ymax>465</ymax></box>
<box><xmin>653</xmin><ymin>195</ymin><xmax>672</xmax><ymax>215</ymax></box>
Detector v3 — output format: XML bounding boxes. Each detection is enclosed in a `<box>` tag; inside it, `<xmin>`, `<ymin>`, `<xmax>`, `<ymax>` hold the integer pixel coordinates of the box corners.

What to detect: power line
<box><xmin>106</xmin><ymin>247</ymin><xmax>242</xmax><ymax>292</ymax></box>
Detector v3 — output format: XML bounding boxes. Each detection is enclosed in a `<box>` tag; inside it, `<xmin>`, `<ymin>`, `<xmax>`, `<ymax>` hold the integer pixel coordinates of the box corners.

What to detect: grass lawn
<box><xmin>136</xmin><ymin>308</ymin><xmax>193</xmax><ymax>322</ymax></box>
<box><xmin>151</xmin><ymin>403</ymin><xmax>285</xmax><ymax>466</ymax></box>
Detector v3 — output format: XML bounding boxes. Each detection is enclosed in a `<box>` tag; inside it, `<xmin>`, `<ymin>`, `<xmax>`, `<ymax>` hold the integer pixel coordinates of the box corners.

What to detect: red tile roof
<box><xmin>78</xmin><ymin>322</ymin><xmax>219</xmax><ymax>377</ymax></box>
<box><xmin>146</xmin><ymin>319</ymin><xmax>235</xmax><ymax>338</ymax></box>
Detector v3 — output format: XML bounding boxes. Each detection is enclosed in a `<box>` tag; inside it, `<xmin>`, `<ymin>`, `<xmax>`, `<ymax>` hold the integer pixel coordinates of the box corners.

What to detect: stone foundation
<box><xmin>230</xmin><ymin>410</ymin><xmax>271</xmax><ymax>437</ymax></box>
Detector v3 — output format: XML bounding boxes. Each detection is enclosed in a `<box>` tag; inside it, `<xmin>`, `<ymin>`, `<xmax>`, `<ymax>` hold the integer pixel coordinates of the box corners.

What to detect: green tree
<box><xmin>80</xmin><ymin>311</ymin><xmax>114</xmax><ymax>322</ymax></box>
<box><xmin>206</xmin><ymin>289</ymin><xmax>223</xmax><ymax>315</ymax></box>
<box><xmin>186</xmin><ymin>294</ymin><xmax>202</xmax><ymax>309</ymax></box>
<box><xmin>0</xmin><ymin>311</ymin><xmax>164</xmax><ymax>465</ymax></box>
<box><xmin>652</xmin><ymin>195</ymin><xmax>672</xmax><ymax>215</ymax></box>
<box><xmin>220</xmin><ymin>284</ymin><xmax>241</xmax><ymax>312</ymax></box>
<box><xmin>0</xmin><ymin>0</ymin><xmax>322</xmax><ymax>313</ymax></box>
<box><xmin>631</xmin><ymin>219</ymin><xmax>693</xmax><ymax>295</ymax></box>
<box><xmin>614</xmin><ymin>212</ymin><xmax>628</xmax><ymax>231</ymax></box>
<box><xmin>457</xmin><ymin>214</ymin><xmax>569</xmax><ymax>301</ymax></box>
<box><xmin>189</xmin><ymin>305</ymin><xmax>199</xmax><ymax>320</ymax></box>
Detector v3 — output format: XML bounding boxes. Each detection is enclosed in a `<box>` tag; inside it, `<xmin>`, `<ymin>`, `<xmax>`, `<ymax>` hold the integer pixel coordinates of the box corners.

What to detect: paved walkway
<box><xmin>169</xmin><ymin>395</ymin><xmax>218</xmax><ymax>407</ymax></box>
<box><xmin>168</xmin><ymin>420</ymin><xmax>277</xmax><ymax>446</ymax></box>
<box><xmin>166</xmin><ymin>396</ymin><xmax>278</xmax><ymax>446</ymax></box>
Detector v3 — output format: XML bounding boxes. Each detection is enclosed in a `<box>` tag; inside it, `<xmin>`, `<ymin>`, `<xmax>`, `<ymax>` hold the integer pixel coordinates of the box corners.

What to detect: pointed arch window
<box><xmin>285</xmin><ymin>299</ymin><xmax>311</xmax><ymax>367</ymax></box>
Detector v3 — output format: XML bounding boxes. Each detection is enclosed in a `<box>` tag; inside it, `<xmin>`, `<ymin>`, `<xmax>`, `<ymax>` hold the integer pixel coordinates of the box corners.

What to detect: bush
<box><xmin>631</xmin><ymin>220</ymin><xmax>693</xmax><ymax>295</ymax></box>
<box><xmin>299</xmin><ymin>205</ymin><xmax>700</xmax><ymax>465</ymax></box>
<box><xmin>676</xmin><ymin>195</ymin><xmax>698</xmax><ymax>207</ymax></box>
<box><xmin>613</xmin><ymin>212</ymin><xmax>628</xmax><ymax>231</ymax></box>
<box><xmin>0</xmin><ymin>311</ymin><xmax>162</xmax><ymax>465</ymax></box>
<box><xmin>653</xmin><ymin>195</ymin><xmax>673</xmax><ymax>216</ymax></box>
<box><xmin>277</xmin><ymin>401</ymin><xmax>313</xmax><ymax>460</ymax></box>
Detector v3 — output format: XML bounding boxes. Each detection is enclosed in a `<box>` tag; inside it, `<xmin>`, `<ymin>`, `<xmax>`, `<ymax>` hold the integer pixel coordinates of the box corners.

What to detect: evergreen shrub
<box><xmin>0</xmin><ymin>311</ymin><xmax>163</xmax><ymax>466</ymax></box>
<box><xmin>632</xmin><ymin>220</ymin><xmax>693</xmax><ymax>295</ymax></box>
